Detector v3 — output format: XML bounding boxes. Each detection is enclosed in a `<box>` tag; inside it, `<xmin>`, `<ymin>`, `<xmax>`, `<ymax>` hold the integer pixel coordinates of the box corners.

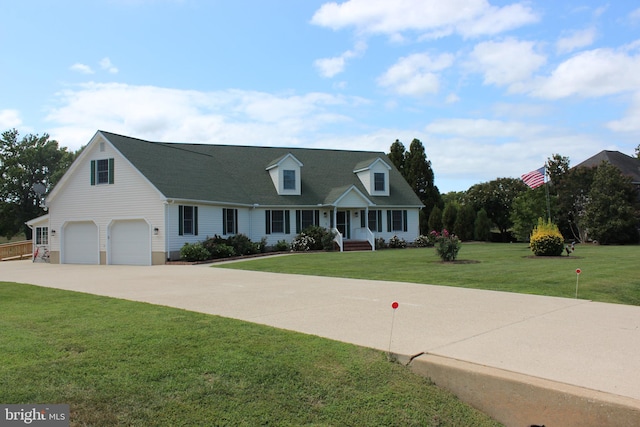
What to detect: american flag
<box><xmin>521</xmin><ymin>167</ymin><xmax>545</xmax><ymax>189</ymax></box>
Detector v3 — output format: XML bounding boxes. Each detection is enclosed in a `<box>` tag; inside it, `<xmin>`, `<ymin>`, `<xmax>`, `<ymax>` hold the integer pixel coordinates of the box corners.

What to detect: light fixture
<box><xmin>354</xmin><ymin>211</ymin><xmax>359</xmax><ymax>217</ymax></box>
<box><xmin>51</xmin><ymin>229</ymin><xmax>56</xmax><ymax>236</ymax></box>
<box><xmin>323</xmin><ymin>212</ymin><xmax>327</xmax><ymax>217</ymax></box>
<box><xmin>153</xmin><ymin>227</ymin><xmax>159</xmax><ymax>235</ymax></box>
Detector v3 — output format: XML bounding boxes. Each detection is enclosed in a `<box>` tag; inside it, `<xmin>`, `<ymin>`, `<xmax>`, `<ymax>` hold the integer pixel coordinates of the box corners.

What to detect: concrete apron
<box><xmin>2</xmin><ymin>261</ymin><xmax>639</xmax><ymax>427</ymax></box>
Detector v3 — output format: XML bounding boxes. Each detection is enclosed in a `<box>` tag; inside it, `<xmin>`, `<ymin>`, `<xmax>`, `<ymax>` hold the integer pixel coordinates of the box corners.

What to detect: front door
<box><xmin>336</xmin><ymin>210</ymin><xmax>351</xmax><ymax>239</ymax></box>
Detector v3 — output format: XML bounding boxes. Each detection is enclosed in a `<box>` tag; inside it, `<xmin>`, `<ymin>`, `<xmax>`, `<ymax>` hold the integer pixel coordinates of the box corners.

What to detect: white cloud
<box><xmin>45</xmin><ymin>83</ymin><xmax>366</xmax><ymax>150</ymax></box>
<box><xmin>311</xmin><ymin>0</ymin><xmax>538</xmax><ymax>39</ymax></box>
<box><xmin>445</xmin><ymin>93</ymin><xmax>460</xmax><ymax>104</ymax></box>
<box><xmin>314</xmin><ymin>41</ymin><xmax>367</xmax><ymax>78</ymax></box>
<box><xmin>467</xmin><ymin>38</ymin><xmax>546</xmax><ymax>89</ymax></box>
<box><xmin>0</xmin><ymin>109</ymin><xmax>22</xmax><ymax>129</ymax></box>
<box><xmin>377</xmin><ymin>52</ymin><xmax>454</xmax><ymax>96</ymax></box>
<box><xmin>70</xmin><ymin>63</ymin><xmax>94</xmax><ymax>74</ymax></box>
<box><xmin>99</xmin><ymin>57</ymin><xmax>119</xmax><ymax>74</ymax></box>
<box><xmin>425</xmin><ymin>118</ymin><xmax>546</xmax><ymax>138</ymax></box>
<box><xmin>556</xmin><ymin>28</ymin><xmax>597</xmax><ymax>54</ymax></box>
<box><xmin>530</xmin><ymin>47</ymin><xmax>640</xmax><ymax>99</ymax></box>
<box><xmin>606</xmin><ymin>91</ymin><xmax>640</xmax><ymax>133</ymax></box>
<box><xmin>631</xmin><ymin>8</ymin><xmax>640</xmax><ymax>23</ymax></box>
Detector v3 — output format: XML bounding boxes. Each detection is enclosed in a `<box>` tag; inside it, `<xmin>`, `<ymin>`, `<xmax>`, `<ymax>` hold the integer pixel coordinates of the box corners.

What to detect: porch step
<box><xmin>342</xmin><ymin>240</ymin><xmax>373</xmax><ymax>252</ymax></box>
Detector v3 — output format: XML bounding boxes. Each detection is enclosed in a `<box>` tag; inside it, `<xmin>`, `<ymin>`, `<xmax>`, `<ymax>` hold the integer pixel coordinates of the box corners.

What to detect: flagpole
<box><xmin>544</xmin><ymin>167</ymin><xmax>551</xmax><ymax>221</ymax></box>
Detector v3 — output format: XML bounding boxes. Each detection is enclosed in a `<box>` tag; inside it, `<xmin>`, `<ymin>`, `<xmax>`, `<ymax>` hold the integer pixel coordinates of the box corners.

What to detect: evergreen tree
<box><xmin>403</xmin><ymin>138</ymin><xmax>441</xmax><ymax>234</ymax></box>
<box><xmin>428</xmin><ymin>206</ymin><xmax>443</xmax><ymax>232</ymax></box>
<box><xmin>387</xmin><ymin>139</ymin><xmax>406</xmax><ymax>175</ymax></box>
<box><xmin>442</xmin><ymin>202</ymin><xmax>458</xmax><ymax>232</ymax></box>
<box><xmin>474</xmin><ymin>209</ymin><xmax>491</xmax><ymax>241</ymax></box>
<box><xmin>453</xmin><ymin>204</ymin><xmax>476</xmax><ymax>241</ymax></box>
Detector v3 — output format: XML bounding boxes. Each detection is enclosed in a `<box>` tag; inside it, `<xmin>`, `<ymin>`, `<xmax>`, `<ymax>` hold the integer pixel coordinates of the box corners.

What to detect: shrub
<box><xmin>291</xmin><ymin>233</ymin><xmax>315</xmax><ymax>252</ymax></box>
<box><xmin>274</xmin><ymin>240</ymin><xmax>290</xmax><ymax>252</ymax></box>
<box><xmin>209</xmin><ymin>243</ymin><xmax>236</xmax><ymax>259</ymax></box>
<box><xmin>529</xmin><ymin>218</ymin><xmax>564</xmax><ymax>256</ymax></box>
<box><xmin>227</xmin><ymin>234</ymin><xmax>259</xmax><ymax>255</ymax></box>
<box><xmin>414</xmin><ymin>235</ymin><xmax>434</xmax><ymax>247</ymax></box>
<box><xmin>298</xmin><ymin>226</ymin><xmax>336</xmax><ymax>251</ymax></box>
<box><xmin>375</xmin><ymin>237</ymin><xmax>386</xmax><ymax>249</ymax></box>
<box><xmin>180</xmin><ymin>242</ymin><xmax>211</xmax><ymax>262</ymax></box>
<box><xmin>432</xmin><ymin>229</ymin><xmax>461</xmax><ymax>262</ymax></box>
<box><xmin>388</xmin><ymin>235</ymin><xmax>407</xmax><ymax>249</ymax></box>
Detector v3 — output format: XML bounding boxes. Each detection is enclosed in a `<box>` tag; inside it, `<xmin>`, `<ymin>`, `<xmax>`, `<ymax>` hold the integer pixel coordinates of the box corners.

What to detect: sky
<box><xmin>2</xmin><ymin>0</ymin><xmax>640</xmax><ymax>193</ymax></box>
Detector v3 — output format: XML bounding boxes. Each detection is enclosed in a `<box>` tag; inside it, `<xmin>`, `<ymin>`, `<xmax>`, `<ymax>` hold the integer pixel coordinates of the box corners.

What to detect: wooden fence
<box><xmin>0</xmin><ymin>240</ymin><xmax>32</xmax><ymax>261</ymax></box>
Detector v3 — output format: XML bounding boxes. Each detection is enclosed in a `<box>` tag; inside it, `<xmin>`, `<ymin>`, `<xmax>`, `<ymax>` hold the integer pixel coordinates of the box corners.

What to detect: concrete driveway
<box><xmin>2</xmin><ymin>259</ymin><xmax>639</xmax><ymax>426</ymax></box>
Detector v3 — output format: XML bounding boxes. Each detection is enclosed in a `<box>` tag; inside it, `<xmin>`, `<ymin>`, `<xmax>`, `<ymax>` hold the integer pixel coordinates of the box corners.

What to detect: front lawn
<box><xmin>217</xmin><ymin>243</ymin><xmax>640</xmax><ymax>306</ymax></box>
<box><xmin>0</xmin><ymin>282</ymin><xmax>501</xmax><ymax>426</ymax></box>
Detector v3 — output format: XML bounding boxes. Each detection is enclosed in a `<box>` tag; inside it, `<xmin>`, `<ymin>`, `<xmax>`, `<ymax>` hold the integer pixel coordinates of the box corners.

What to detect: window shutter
<box><xmin>178</xmin><ymin>206</ymin><xmax>184</xmax><ymax>236</ymax></box>
<box><xmin>194</xmin><ymin>206</ymin><xmax>198</xmax><ymax>236</ymax></box>
<box><xmin>387</xmin><ymin>210</ymin><xmax>391</xmax><ymax>232</ymax></box>
<box><xmin>403</xmin><ymin>210</ymin><xmax>408</xmax><ymax>232</ymax></box>
<box><xmin>314</xmin><ymin>210</ymin><xmax>320</xmax><ymax>226</ymax></box>
<box><xmin>360</xmin><ymin>210</ymin><xmax>365</xmax><ymax>228</ymax></box>
<box><xmin>285</xmin><ymin>210</ymin><xmax>290</xmax><ymax>234</ymax></box>
<box><xmin>295</xmin><ymin>210</ymin><xmax>301</xmax><ymax>234</ymax></box>
<box><xmin>265</xmin><ymin>211</ymin><xmax>271</xmax><ymax>234</ymax></box>
<box><xmin>378</xmin><ymin>211</ymin><xmax>383</xmax><ymax>232</ymax></box>
<box><xmin>222</xmin><ymin>209</ymin><xmax>227</xmax><ymax>235</ymax></box>
<box><xmin>234</xmin><ymin>209</ymin><xmax>238</xmax><ymax>234</ymax></box>
<box><xmin>108</xmin><ymin>158</ymin><xmax>115</xmax><ymax>184</ymax></box>
<box><xmin>90</xmin><ymin>160</ymin><xmax>96</xmax><ymax>185</ymax></box>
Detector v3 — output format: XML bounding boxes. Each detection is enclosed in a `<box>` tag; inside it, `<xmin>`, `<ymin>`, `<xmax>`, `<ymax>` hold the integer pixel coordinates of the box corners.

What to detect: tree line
<box><xmin>389</xmin><ymin>138</ymin><xmax>640</xmax><ymax>245</ymax></box>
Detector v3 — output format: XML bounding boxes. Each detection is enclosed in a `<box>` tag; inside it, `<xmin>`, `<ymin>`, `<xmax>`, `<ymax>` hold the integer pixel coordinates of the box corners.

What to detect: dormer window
<box><xmin>283</xmin><ymin>170</ymin><xmax>296</xmax><ymax>190</ymax></box>
<box><xmin>374</xmin><ymin>173</ymin><xmax>385</xmax><ymax>192</ymax></box>
<box><xmin>266</xmin><ymin>153</ymin><xmax>303</xmax><ymax>195</ymax></box>
<box><xmin>354</xmin><ymin>157</ymin><xmax>391</xmax><ymax>196</ymax></box>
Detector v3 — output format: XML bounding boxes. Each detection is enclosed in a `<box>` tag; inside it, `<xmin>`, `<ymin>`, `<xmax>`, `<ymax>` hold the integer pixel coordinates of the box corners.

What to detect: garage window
<box><xmin>179</xmin><ymin>205</ymin><xmax>198</xmax><ymax>235</ymax></box>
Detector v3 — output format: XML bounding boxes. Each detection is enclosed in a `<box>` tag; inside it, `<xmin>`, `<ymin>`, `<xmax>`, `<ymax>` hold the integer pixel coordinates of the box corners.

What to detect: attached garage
<box><xmin>62</xmin><ymin>221</ymin><xmax>99</xmax><ymax>264</ymax></box>
<box><xmin>109</xmin><ymin>219</ymin><xmax>151</xmax><ymax>265</ymax></box>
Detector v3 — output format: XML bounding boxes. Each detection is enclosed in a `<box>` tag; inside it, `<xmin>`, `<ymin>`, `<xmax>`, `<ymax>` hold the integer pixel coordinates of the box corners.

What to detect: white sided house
<box><xmin>29</xmin><ymin>131</ymin><xmax>423</xmax><ymax>265</ymax></box>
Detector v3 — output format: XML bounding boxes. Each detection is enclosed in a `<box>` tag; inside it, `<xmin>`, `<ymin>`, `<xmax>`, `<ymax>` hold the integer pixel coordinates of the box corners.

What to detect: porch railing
<box><xmin>332</xmin><ymin>228</ymin><xmax>343</xmax><ymax>252</ymax></box>
<box><xmin>0</xmin><ymin>240</ymin><xmax>33</xmax><ymax>261</ymax></box>
<box><xmin>353</xmin><ymin>227</ymin><xmax>375</xmax><ymax>251</ymax></box>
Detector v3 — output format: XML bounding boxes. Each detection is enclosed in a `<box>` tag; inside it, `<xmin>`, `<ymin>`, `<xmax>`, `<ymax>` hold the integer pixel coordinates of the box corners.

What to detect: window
<box><xmin>360</xmin><ymin>210</ymin><xmax>383</xmax><ymax>232</ymax></box>
<box><xmin>387</xmin><ymin>210</ymin><xmax>408</xmax><ymax>232</ymax></box>
<box><xmin>265</xmin><ymin>210</ymin><xmax>290</xmax><ymax>234</ymax></box>
<box><xmin>374</xmin><ymin>173</ymin><xmax>385</xmax><ymax>192</ymax></box>
<box><xmin>179</xmin><ymin>205</ymin><xmax>198</xmax><ymax>236</ymax></box>
<box><xmin>223</xmin><ymin>208</ymin><xmax>238</xmax><ymax>235</ymax></box>
<box><xmin>90</xmin><ymin>158</ymin><xmax>114</xmax><ymax>185</ymax></box>
<box><xmin>283</xmin><ymin>170</ymin><xmax>296</xmax><ymax>190</ymax></box>
<box><xmin>295</xmin><ymin>210</ymin><xmax>319</xmax><ymax>233</ymax></box>
<box><xmin>35</xmin><ymin>227</ymin><xmax>48</xmax><ymax>245</ymax></box>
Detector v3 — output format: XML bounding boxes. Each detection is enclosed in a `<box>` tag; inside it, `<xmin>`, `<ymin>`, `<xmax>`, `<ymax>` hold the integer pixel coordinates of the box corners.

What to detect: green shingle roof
<box><xmin>101</xmin><ymin>131</ymin><xmax>423</xmax><ymax>207</ymax></box>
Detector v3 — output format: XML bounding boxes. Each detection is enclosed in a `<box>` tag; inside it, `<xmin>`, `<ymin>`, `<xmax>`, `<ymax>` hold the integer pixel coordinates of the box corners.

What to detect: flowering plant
<box><xmin>388</xmin><ymin>235</ymin><xmax>407</xmax><ymax>248</ymax></box>
<box><xmin>431</xmin><ymin>229</ymin><xmax>461</xmax><ymax>262</ymax></box>
<box><xmin>291</xmin><ymin>233</ymin><xmax>316</xmax><ymax>252</ymax></box>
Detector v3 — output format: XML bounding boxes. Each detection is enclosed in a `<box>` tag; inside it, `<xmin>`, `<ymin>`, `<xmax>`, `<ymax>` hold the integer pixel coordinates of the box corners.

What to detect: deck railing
<box><xmin>0</xmin><ymin>240</ymin><xmax>33</xmax><ymax>261</ymax></box>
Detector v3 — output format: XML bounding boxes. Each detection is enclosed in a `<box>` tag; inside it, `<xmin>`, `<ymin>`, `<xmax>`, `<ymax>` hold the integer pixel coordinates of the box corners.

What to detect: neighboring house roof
<box><xmin>574</xmin><ymin>150</ymin><xmax>640</xmax><ymax>183</ymax></box>
<box><xmin>101</xmin><ymin>131</ymin><xmax>423</xmax><ymax>207</ymax></box>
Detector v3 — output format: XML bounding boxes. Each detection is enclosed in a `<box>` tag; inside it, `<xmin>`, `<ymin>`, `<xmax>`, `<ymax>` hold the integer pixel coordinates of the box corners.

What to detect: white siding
<box><xmin>47</xmin><ymin>135</ymin><xmax>166</xmax><ymax>261</ymax></box>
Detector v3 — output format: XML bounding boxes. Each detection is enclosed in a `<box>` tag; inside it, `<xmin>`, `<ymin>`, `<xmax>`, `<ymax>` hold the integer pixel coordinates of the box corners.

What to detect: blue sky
<box><xmin>2</xmin><ymin>0</ymin><xmax>640</xmax><ymax>193</ymax></box>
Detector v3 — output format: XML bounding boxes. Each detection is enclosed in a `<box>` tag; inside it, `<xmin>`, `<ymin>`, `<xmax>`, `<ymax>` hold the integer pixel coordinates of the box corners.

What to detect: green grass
<box><xmin>0</xmin><ymin>282</ymin><xmax>501</xmax><ymax>427</ymax></box>
<box><xmin>217</xmin><ymin>243</ymin><xmax>640</xmax><ymax>306</ymax></box>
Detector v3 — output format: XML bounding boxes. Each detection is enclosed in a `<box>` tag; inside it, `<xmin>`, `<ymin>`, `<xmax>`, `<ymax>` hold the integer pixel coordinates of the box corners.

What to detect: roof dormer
<box><xmin>353</xmin><ymin>157</ymin><xmax>391</xmax><ymax>196</ymax></box>
<box><xmin>266</xmin><ymin>153</ymin><xmax>303</xmax><ymax>195</ymax></box>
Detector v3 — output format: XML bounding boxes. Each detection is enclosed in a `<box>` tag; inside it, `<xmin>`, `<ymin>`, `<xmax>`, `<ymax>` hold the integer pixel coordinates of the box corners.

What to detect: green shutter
<box><xmin>234</xmin><ymin>209</ymin><xmax>238</xmax><ymax>234</ymax></box>
<box><xmin>265</xmin><ymin>211</ymin><xmax>271</xmax><ymax>234</ymax></box>
<box><xmin>314</xmin><ymin>210</ymin><xmax>320</xmax><ymax>226</ymax></box>
<box><xmin>378</xmin><ymin>211</ymin><xmax>383</xmax><ymax>232</ymax></box>
<box><xmin>295</xmin><ymin>210</ymin><xmax>301</xmax><ymax>233</ymax></box>
<box><xmin>108</xmin><ymin>158</ymin><xmax>114</xmax><ymax>184</ymax></box>
<box><xmin>360</xmin><ymin>210</ymin><xmax>365</xmax><ymax>228</ymax></box>
<box><xmin>194</xmin><ymin>206</ymin><xmax>198</xmax><ymax>236</ymax></box>
<box><xmin>403</xmin><ymin>210</ymin><xmax>408</xmax><ymax>232</ymax></box>
<box><xmin>90</xmin><ymin>160</ymin><xmax>96</xmax><ymax>185</ymax></box>
<box><xmin>222</xmin><ymin>208</ymin><xmax>227</xmax><ymax>235</ymax></box>
<box><xmin>178</xmin><ymin>206</ymin><xmax>184</xmax><ymax>236</ymax></box>
<box><xmin>387</xmin><ymin>210</ymin><xmax>391</xmax><ymax>232</ymax></box>
<box><xmin>285</xmin><ymin>210</ymin><xmax>290</xmax><ymax>234</ymax></box>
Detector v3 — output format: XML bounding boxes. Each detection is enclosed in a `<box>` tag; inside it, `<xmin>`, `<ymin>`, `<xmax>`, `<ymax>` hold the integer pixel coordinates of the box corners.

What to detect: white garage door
<box><xmin>63</xmin><ymin>221</ymin><xmax>99</xmax><ymax>264</ymax></box>
<box><xmin>110</xmin><ymin>220</ymin><xmax>150</xmax><ymax>265</ymax></box>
